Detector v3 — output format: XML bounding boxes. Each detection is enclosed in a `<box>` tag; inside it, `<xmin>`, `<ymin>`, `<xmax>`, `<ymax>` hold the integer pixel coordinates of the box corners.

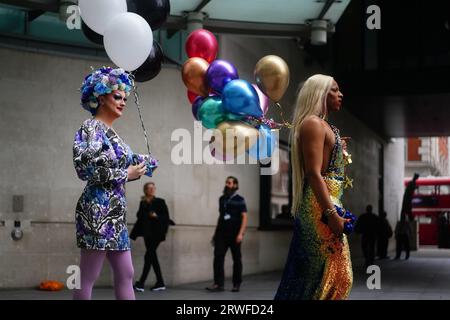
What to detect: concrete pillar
<box><xmin>186</xmin><ymin>12</ymin><xmax>207</xmax><ymax>34</ymax></box>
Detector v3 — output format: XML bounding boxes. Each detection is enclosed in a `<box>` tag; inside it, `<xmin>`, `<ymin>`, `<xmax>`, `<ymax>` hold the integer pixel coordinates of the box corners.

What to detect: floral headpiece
<box><xmin>80</xmin><ymin>67</ymin><xmax>134</xmax><ymax>115</ymax></box>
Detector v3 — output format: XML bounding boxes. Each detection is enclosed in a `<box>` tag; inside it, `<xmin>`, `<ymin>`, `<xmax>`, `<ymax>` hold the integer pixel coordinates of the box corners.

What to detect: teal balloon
<box><xmin>224</xmin><ymin>112</ymin><xmax>245</xmax><ymax>122</ymax></box>
<box><xmin>198</xmin><ymin>96</ymin><xmax>225</xmax><ymax>129</ymax></box>
<box><xmin>247</xmin><ymin>125</ymin><xmax>278</xmax><ymax>160</ymax></box>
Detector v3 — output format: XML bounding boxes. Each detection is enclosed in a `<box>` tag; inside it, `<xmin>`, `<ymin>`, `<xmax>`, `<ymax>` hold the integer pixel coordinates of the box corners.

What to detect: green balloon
<box><xmin>198</xmin><ymin>96</ymin><xmax>225</xmax><ymax>129</ymax></box>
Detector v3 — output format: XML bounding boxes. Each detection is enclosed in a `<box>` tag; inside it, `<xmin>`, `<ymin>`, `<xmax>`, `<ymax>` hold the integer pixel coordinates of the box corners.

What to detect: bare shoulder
<box><xmin>300</xmin><ymin>115</ymin><xmax>326</xmax><ymax>137</ymax></box>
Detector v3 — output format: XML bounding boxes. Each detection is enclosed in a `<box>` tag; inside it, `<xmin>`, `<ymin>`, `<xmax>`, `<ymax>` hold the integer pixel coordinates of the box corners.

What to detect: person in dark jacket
<box><xmin>376</xmin><ymin>211</ymin><xmax>393</xmax><ymax>259</ymax></box>
<box><xmin>130</xmin><ymin>182</ymin><xmax>171</xmax><ymax>292</ymax></box>
<box><xmin>394</xmin><ymin>215</ymin><xmax>411</xmax><ymax>260</ymax></box>
<box><xmin>354</xmin><ymin>205</ymin><xmax>379</xmax><ymax>269</ymax></box>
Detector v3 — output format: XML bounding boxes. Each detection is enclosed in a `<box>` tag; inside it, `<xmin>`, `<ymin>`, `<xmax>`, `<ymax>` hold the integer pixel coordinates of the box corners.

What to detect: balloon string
<box><xmin>132</xmin><ymin>83</ymin><xmax>152</xmax><ymax>156</ymax></box>
<box><xmin>275</xmin><ymin>102</ymin><xmax>293</xmax><ymax>129</ymax></box>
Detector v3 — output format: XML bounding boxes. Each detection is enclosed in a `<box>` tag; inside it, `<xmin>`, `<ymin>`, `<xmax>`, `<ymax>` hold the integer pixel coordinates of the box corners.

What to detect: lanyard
<box><xmin>223</xmin><ymin>193</ymin><xmax>237</xmax><ymax>215</ymax></box>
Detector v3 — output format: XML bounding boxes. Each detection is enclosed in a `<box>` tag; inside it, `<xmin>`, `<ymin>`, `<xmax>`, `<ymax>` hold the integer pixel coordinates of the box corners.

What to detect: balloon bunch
<box><xmin>79</xmin><ymin>0</ymin><xmax>168</xmax><ymax>81</ymax></box>
<box><xmin>181</xmin><ymin>29</ymin><xmax>291</xmax><ymax>161</ymax></box>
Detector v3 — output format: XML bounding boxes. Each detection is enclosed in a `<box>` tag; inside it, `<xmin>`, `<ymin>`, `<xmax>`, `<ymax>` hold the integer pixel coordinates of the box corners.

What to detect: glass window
<box><xmin>439</xmin><ymin>185</ymin><xmax>450</xmax><ymax>195</ymax></box>
<box><xmin>259</xmin><ymin>141</ymin><xmax>293</xmax><ymax>230</ymax></box>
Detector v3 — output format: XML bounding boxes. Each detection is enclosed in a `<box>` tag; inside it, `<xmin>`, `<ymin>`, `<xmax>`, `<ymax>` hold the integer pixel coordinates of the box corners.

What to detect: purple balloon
<box><xmin>206</xmin><ymin>60</ymin><xmax>239</xmax><ymax>93</ymax></box>
<box><xmin>252</xmin><ymin>84</ymin><xmax>270</xmax><ymax>115</ymax></box>
<box><xmin>192</xmin><ymin>96</ymin><xmax>205</xmax><ymax>120</ymax></box>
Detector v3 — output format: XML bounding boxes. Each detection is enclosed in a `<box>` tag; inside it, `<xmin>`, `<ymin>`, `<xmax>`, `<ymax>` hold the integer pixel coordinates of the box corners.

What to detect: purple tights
<box><xmin>73</xmin><ymin>249</ymin><xmax>135</xmax><ymax>300</ymax></box>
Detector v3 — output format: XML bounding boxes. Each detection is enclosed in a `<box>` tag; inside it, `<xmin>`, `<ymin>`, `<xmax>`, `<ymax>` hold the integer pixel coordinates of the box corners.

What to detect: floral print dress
<box><xmin>73</xmin><ymin>118</ymin><xmax>157</xmax><ymax>250</ymax></box>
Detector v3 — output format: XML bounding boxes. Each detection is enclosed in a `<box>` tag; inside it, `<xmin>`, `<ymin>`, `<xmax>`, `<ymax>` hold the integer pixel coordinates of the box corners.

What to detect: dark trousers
<box><xmin>395</xmin><ymin>235</ymin><xmax>410</xmax><ymax>259</ymax></box>
<box><xmin>361</xmin><ymin>237</ymin><xmax>376</xmax><ymax>268</ymax></box>
<box><xmin>138</xmin><ymin>237</ymin><xmax>164</xmax><ymax>285</ymax></box>
<box><xmin>377</xmin><ymin>237</ymin><xmax>389</xmax><ymax>258</ymax></box>
<box><xmin>213</xmin><ymin>235</ymin><xmax>242</xmax><ymax>287</ymax></box>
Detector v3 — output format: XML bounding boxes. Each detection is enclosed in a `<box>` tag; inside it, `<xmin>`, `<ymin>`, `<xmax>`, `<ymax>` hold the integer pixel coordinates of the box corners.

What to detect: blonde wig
<box><xmin>290</xmin><ymin>74</ymin><xmax>334</xmax><ymax>214</ymax></box>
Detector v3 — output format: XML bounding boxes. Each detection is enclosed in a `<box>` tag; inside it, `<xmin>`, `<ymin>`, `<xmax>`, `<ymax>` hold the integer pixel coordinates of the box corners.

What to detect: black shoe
<box><xmin>151</xmin><ymin>283</ymin><xmax>166</xmax><ymax>291</ymax></box>
<box><xmin>231</xmin><ymin>285</ymin><xmax>240</xmax><ymax>292</ymax></box>
<box><xmin>133</xmin><ymin>282</ymin><xmax>145</xmax><ymax>292</ymax></box>
<box><xmin>206</xmin><ymin>285</ymin><xmax>224</xmax><ymax>292</ymax></box>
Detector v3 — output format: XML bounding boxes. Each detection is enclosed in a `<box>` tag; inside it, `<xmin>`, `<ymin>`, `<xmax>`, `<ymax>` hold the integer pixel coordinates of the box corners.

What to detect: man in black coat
<box><xmin>355</xmin><ymin>205</ymin><xmax>379</xmax><ymax>269</ymax></box>
<box><xmin>376</xmin><ymin>210</ymin><xmax>393</xmax><ymax>259</ymax></box>
<box><xmin>130</xmin><ymin>182</ymin><xmax>172</xmax><ymax>292</ymax></box>
<box><xmin>206</xmin><ymin>176</ymin><xmax>248</xmax><ymax>293</ymax></box>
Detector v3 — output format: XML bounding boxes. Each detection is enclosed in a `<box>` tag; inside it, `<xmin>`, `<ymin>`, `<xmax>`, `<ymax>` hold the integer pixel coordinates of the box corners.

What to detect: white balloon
<box><xmin>104</xmin><ymin>13</ymin><xmax>153</xmax><ymax>71</ymax></box>
<box><xmin>79</xmin><ymin>0</ymin><xmax>127</xmax><ymax>35</ymax></box>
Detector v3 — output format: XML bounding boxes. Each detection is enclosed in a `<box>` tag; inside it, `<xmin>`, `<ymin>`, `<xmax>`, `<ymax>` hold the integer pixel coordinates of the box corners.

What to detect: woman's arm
<box><xmin>136</xmin><ymin>201</ymin><xmax>145</xmax><ymax>220</ymax></box>
<box><xmin>158</xmin><ymin>199</ymin><xmax>170</xmax><ymax>234</ymax></box>
<box><xmin>73</xmin><ymin>122</ymin><xmax>128</xmax><ymax>185</ymax></box>
<box><xmin>300</xmin><ymin>117</ymin><xmax>346</xmax><ymax>235</ymax></box>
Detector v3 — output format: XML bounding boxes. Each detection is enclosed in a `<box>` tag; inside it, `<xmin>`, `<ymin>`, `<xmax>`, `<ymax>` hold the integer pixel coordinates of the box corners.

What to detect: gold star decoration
<box><xmin>344</xmin><ymin>176</ymin><xmax>354</xmax><ymax>189</ymax></box>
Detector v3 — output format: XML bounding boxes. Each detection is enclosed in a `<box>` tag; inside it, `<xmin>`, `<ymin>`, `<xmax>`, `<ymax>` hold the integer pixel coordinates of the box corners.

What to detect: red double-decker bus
<box><xmin>405</xmin><ymin>177</ymin><xmax>450</xmax><ymax>247</ymax></box>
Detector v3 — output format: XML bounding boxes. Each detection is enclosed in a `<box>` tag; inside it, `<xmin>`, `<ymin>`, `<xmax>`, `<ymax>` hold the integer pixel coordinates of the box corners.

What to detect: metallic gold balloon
<box><xmin>212</xmin><ymin>121</ymin><xmax>259</xmax><ymax>158</ymax></box>
<box><xmin>254</xmin><ymin>55</ymin><xmax>290</xmax><ymax>102</ymax></box>
<box><xmin>182</xmin><ymin>57</ymin><xmax>209</xmax><ymax>96</ymax></box>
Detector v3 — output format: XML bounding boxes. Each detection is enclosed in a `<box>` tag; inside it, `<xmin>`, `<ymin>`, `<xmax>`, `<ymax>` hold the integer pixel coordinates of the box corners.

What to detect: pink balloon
<box><xmin>252</xmin><ymin>84</ymin><xmax>269</xmax><ymax>115</ymax></box>
<box><xmin>185</xmin><ymin>29</ymin><xmax>218</xmax><ymax>63</ymax></box>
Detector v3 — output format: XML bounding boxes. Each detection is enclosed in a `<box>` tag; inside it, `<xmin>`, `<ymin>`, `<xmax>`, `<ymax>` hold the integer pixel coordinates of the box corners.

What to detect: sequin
<box><xmin>275</xmin><ymin>122</ymin><xmax>353</xmax><ymax>300</ymax></box>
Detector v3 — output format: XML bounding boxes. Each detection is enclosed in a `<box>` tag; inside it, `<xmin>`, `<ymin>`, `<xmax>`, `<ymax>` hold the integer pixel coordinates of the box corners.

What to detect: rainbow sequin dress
<box><xmin>275</xmin><ymin>122</ymin><xmax>353</xmax><ymax>300</ymax></box>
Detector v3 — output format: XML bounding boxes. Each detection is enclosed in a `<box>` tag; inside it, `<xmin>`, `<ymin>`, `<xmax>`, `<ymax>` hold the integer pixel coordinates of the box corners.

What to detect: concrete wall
<box><xmin>0</xmin><ymin>32</ymin><xmax>405</xmax><ymax>288</ymax></box>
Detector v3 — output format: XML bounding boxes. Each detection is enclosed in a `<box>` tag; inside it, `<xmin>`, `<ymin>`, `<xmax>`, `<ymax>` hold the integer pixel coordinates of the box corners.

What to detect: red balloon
<box><xmin>187</xmin><ymin>90</ymin><xmax>198</xmax><ymax>104</ymax></box>
<box><xmin>185</xmin><ymin>29</ymin><xmax>218</xmax><ymax>63</ymax></box>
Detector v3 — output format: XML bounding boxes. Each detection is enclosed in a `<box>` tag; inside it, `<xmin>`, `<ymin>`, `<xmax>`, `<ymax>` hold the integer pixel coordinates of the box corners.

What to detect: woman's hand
<box><xmin>127</xmin><ymin>162</ymin><xmax>146</xmax><ymax>181</ymax></box>
<box><xmin>328</xmin><ymin>213</ymin><xmax>351</xmax><ymax>236</ymax></box>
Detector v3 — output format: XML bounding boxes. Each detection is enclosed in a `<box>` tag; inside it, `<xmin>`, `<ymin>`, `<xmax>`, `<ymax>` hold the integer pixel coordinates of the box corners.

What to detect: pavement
<box><xmin>1</xmin><ymin>247</ymin><xmax>450</xmax><ymax>300</ymax></box>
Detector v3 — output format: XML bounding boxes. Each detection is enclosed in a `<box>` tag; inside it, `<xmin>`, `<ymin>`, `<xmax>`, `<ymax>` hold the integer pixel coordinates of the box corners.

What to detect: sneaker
<box><xmin>133</xmin><ymin>282</ymin><xmax>145</xmax><ymax>292</ymax></box>
<box><xmin>151</xmin><ymin>283</ymin><xmax>166</xmax><ymax>291</ymax></box>
<box><xmin>205</xmin><ymin>285</ymin><xmax>224</xmax><ymax>292</ymax></box>
<box><xmin>231</xmin><ymin>286</ymin><xmax>240</xmax><ymax>292</ymax></box>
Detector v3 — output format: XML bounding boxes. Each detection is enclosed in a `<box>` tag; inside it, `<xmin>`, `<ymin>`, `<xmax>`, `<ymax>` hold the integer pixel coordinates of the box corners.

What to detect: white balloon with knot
<box><xmin>79</xmin><ymin>0</ymin><xmax>153</xmax><ymax>72</ymax></box>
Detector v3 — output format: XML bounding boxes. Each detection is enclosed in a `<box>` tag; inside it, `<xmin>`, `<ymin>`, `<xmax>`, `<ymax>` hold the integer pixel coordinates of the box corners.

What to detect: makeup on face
<box><xmin>113</xmin><ymin>93</ymin><xmax>127</xmax><ymax>102</ymax></box>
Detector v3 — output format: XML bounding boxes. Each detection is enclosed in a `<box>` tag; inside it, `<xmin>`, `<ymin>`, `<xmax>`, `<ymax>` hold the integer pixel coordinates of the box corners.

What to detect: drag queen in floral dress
<box><xmin>73</xmin><ymin>67</ymin><xmax>158</xmax><ymax>300</ymax></box>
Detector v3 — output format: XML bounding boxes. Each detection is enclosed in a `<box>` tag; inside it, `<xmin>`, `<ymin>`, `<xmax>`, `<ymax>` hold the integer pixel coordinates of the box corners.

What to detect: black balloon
<box><xmin>134</xmin><ymin>41</ymin><xmax>164</xmax><ymax>82</ymax></box>
<box><xmin>126</xmin><ymin>0</ymin><xmax>170</xmax><ymax>30</ymax></box>
<box><xmin>81</xmin><ymin>21</ymin><xmax>103</xmax><ymax>45</ymax></box>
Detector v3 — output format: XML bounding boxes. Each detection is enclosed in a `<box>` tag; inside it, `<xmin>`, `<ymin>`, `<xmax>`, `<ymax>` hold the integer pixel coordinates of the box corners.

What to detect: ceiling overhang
<box><xmin>0</xmin><ymin>0</ymin><xmax>351</xmax><ymax>37</ymax></box>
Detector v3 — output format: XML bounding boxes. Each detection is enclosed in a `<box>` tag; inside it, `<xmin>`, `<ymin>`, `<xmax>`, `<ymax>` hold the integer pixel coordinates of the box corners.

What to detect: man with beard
<box><xmin>206</xmin><ymin>176</ymin><xmax>248</xmax><ymax>293</ymax></box>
